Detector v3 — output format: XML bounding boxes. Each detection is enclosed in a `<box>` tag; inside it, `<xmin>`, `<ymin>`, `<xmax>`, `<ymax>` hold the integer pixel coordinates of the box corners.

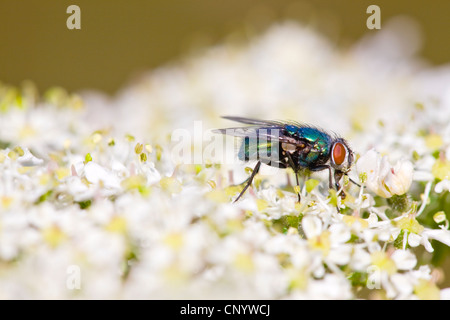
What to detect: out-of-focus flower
<box><xmin>357</xmin><ymin>149</ymin><xmax>414</xmax><ymax>198</ymax></box>
<box><xmin>435</xmin><ymin>179</ymin><xmax>450</xmax><ymax>193</ymax></box>
<box><xmin>432</xmin><ymin>157</ymin><xmax>450</xmax><ymax>181</ymax></box>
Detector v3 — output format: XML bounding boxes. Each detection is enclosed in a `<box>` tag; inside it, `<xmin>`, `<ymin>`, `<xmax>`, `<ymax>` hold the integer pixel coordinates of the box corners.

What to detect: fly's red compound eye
<box><xmin>332</xmin><ymin>142</ymin><xmax>346</xmax><ymax>166</ymax></box>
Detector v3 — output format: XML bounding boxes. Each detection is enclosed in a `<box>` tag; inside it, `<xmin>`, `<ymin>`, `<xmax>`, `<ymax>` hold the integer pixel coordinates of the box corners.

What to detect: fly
<box><xmin>214</xmin><ymin>116</ymin><xmax>358</xmax><ymax>203</ymax></box>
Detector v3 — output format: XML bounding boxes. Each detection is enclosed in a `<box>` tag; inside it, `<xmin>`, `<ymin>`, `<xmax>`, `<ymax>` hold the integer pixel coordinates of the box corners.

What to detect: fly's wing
<box><xmin>213</xmin><ymin>126</ymin><xmax>287</xmax><ymax>167</ymax></box>
<box><xmin>221</xmin><ymin>116</ymin><xmax>283</xmax><ymax>127</ymax></box>
<box><xmin>212</xmin><ymin>126</ymin><xmax>282</xmax><ymax>140</ymax></box>
<box><xmin>213</xmin><ymin>125</ymin><xmax>306</xmax><ymax>148</ymax></box>
<box><xmin>220</xmin><ymin>116</ymin><xmax>321</xmax><ymax>136</ymax></box>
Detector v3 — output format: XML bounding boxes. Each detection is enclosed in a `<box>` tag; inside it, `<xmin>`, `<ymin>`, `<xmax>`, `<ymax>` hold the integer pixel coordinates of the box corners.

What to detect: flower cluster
<box><xmin>0</xmin><ymin>18</ymin><xmax>449</xmax><ymax>299</ymax></box>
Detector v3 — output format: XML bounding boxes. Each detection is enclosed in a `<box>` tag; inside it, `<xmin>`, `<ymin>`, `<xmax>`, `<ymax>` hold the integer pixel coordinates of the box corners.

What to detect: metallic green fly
<box><xmin>214</xmin><ymin>116</ymin><xmax>357</xmax><ymax>203</ymax></box>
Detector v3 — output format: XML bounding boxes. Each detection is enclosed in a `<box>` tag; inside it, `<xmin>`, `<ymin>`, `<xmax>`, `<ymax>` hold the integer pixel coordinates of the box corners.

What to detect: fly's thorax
<box><xmin>289</xmin><ymin>140</ymin><xmax>329</xmax><ymax>169</ymax></box>
<box><xmin>330</xmin><ymin>138</ymin><xmax>353</xmax><ymax>172</ymax></box>
<box><xmin>292</xmin><ymin>127</ymin><xmax>330</xmax><ymax>166</ymax></box>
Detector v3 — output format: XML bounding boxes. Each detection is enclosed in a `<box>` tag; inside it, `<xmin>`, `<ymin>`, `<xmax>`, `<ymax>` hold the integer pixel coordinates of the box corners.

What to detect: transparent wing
<box><xmin>212</xmin><ymin>127</ymin><xmax>281</xmax><ymax>139</ymax></box>
<box><xmin>221</xmin><ymin>116</ymin><xmax>284</xmax><ymax>127</ymax></box>
<box><xmin>213</xmin><ymin>126</ymin><xmax>306</xmax><ymax>148</ymax></box>
<box><xmin>221</xmin><ymin>116</ymin><xmax>321</xmax><ymax>133</ymax></box>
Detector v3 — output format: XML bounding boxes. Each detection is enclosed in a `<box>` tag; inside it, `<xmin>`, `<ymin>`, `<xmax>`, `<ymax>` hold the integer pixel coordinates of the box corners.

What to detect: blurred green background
<box><xmin>0</xmin><ymin>0</ymin><xmax>449</xmax><ymax>94</ymax></box>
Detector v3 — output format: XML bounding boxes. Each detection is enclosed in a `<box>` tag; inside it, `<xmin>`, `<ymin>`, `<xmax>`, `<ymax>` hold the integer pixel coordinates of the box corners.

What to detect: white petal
<box><xmin>411</xmin><ymin>265</ymin><xmax>432</xmax><ymax>280</ymax></box>
<box><xmin>440</xmin><ymin>288</ymin><xmax>450</xmax><ymax>300</ymax></box>
<box><xmin>413</xmin><ymin>170</ymin><xmax>434</xmax><ymax>182</ymax></box>
<box><xmin>356</xmin><ymin>149</ymin><xmax>379</xmax><ymax>178</ymax></box>
<box><xmin>350</xmin><ymin>248</ymin><xmax>371</xmax><ymax>271</ymax></box>
<box><xmin>329</xmin><ymin>223</ymin><xmax>351</xmax><ymax>244</ymax></box>
<box><xmin>84</xmin><ymin>162</ymin><xmax>120</xmax><ymax>189</ymax></box>
<box><xmin>375</xmin><ymin>156</ymin><xmax>393</xmax><ymax>197</ymax></box>
<box><xmin>367</xmin><ymin>212</ymin><xmax>379</xmax><ymax>225</ymax></box>
<box><xmin>302</xmin><ymin>215</ymin><xmax>322</xmax><ymax>239</ymax></box>
<box><xmin>391</xmin><ymin>250</ymin><xmax>417</xmax><ymax>270</ymax></box>
<box><xmin>385</xmin><ymin>160</ymin><xmax>413</xmax><ymax>195</ymax></box>
<box><xmin>407</xmin><ymin>233</ymin><xmax>421</xmax><ymax>247</ymax></box>
<box><xmin>422</xmin><ymin>229</ymin><xmax>450</xmax><ymax>247</ymax></box>
<box><xmin>378</xmin><ymin>156</ymin><xmax>391</xmax><ymax>180</ymax></box>
<box><xmin>435</xmin><ymin>180</ymin><xmax>450</xmax><ymax>193</ymax></box>
<box><xmin>421</xmin><ymin>235</ymin><xmax>435</xmax><ymax>253</ymax></box>
<box><xmin>391</xmin><ymin>273</ymin><xmax>414</xmax><ymax>297</ymax></box>
<box><xmin>327</xmin><ymin>245</ymin><xmax>352</xmax><ymax>265</ymax></box>
<box><xmin>312</xmin><ymin>262</ymin><xmax>326</xmax><ymax>278</ymax></box>
<box><xmin>17</xmin><ymin>148</ymin><xmax>44</xmax><ymax>166</ymax></box>
<box><xmin>356</xmin><ymin>149</ymin><xmax>389</xmax><ymax>196</ymax></box>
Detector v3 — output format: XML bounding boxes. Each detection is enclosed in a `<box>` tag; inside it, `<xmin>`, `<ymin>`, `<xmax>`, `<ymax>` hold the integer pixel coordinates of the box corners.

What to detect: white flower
<box><xmin>17</xmin><ymin>148</ymin><xmax>44</xmax><ymax>166</ymax></box>
<box><xmin>391</xmin><ymin>214</ymin><xmax>450</xmax><ymax>252</ymax></box>
<box><xmin>349</xmin><ymin>246</ymin><xmax>372</xmax><ymax>271</ymax></box>
<box><xmin>386</xmin><ymin>160</ymin><xmax>414</xmax><ymax>195</ymax></box>
<box><xmin>302</xmin><ymin>215</ymin><xmax>323</xmax><ymax>239</ymax></box>
<box><xmin>303</xmin><ymin>274</ymin><xmax>353</xmax><ymax>300</ymax></box>
<box><xmin>390</xmin><ymin>273</ymin><xmax>414</xmax><ymax>299</ymax></box>
<box><xmin>435</xmin><ymin>179</ymin><xmax>450</xmax><ymax>193</ymax></box>
<box><xmin>390</xmin><ymin>249</ymin><xmax>417</xmax><ymax>270</ymax></box>
<box><xmin>302</xmin><ymin>215</ymin><xmax>353</xmax><ymax>268</ymax></box>
<box><xmin>357</xmin><ymin>149</ymin><xmax>414</xmax><ymax>198</ymax></box>
<box><xmin>83</xmin><ymin>162</ymin><xmax>119</xmax><ymax>187</ymax></box>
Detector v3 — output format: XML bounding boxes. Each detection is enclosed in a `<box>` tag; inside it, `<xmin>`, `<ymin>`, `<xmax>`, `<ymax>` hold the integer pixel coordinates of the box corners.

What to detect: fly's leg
<box><xmin>294</xmin><ymin>171</ymin><xmax>301</xmax><ymax>203</ymax></box>
<box><xmin>334</xmin><ymin>171</ymin><xmax>345</xmax><ymax>199</ymax></box>
<box><xmin>285</xmin><ymin>152</ymin><xmax>301</xmax><ymax>203</ymax></box>
<box><xmin>233</xmin><ymin>161</ymin><xmax>261</xmax><ymax>203</ymax></box>
<box><xmin>310</xmin><ymin>165</ymin><xmax>345</xmax><ymax>198</ymax></box>
<box><xmin>309</xmin><ymin>164</ymin><xmax>332</xmax><ymax>188</ymax></box>
<box><xmin>309</xmin><ymin>165</ymin><xmax>347</xmax><ymax>212</ymax></box>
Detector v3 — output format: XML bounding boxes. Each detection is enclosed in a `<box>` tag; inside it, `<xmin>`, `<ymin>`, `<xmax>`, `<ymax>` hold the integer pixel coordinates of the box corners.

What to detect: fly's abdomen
<box><xmin>238</xmin><ymin>137</ymin><xmax>280</xmax><ymax>166</ymax></box>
